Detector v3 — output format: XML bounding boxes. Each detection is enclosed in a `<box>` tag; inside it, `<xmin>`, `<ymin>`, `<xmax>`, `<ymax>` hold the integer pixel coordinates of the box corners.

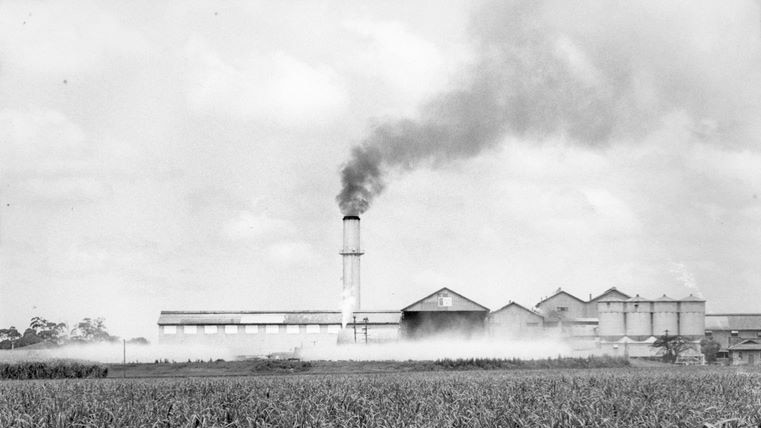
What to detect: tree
<box><xmin>700</xmin><ymin>337</ymin><xmax>721</xmax><ymax>364</ymax></box>
<box><xmin>0</xmin><ymin>327</ymin><xmax>21</xmax><ymax>349</ymax></box>
<box><xmin>29</xmin><ymin>317</ymin><xmax>68</xmax><ymax>345</ymax></box>
<box><xmin>652</xmin><ymin>333</ymin><xmax>691</xmax><ymax>363</ymax></box>
<box><xmin>70</xmin><ymin>317</ymin><xmax>118</xmax><ymax>343</ymax></box>
<box><xmin>126</xmin><ymin>337</ymin><xmax>150</xmax><ymax>345</ymax></box>
<box><xmin>16</xmin><ymin>328</ymin><xmax>44</xmax><ymax>347</ymax></box>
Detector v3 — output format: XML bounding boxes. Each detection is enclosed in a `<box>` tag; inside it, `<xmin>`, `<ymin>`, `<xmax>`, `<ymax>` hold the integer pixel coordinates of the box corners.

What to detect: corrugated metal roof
<box><xmin>728</xmin><ymin>340</ymin><xmax>761</xmax><ymax>351</ymax></box>
<box><xmin>680</xmin><ymin>294</ymin><xmax>706</xmax><ymax>302</ymax></box>
<box><xmin>157</xmin><ymin>310</ymin><xmax>400</xmax><ymax>325</ymax></box>
<box><xmin>535</xmin><ymin>289</ymin><xmax>586</xmax><ymax>307</ymax></box>
<box><xmin>705</xmin><ymin>314</ymin><xmax>761</xmax><ymax>330</ymax></box>
<box><xmin>654</xmin><ymin>294</ymin><xmax>675</xmax><ymax>301</ymax></box>
<box><xmin>401</xmin><ymin>287</ymin><xmax>489</xmax><ymax>312</ymax></box>
<box><xmin>491</xmin><ymin>301</ymin><xmax>540</xmax><ymax>316</ymax></box>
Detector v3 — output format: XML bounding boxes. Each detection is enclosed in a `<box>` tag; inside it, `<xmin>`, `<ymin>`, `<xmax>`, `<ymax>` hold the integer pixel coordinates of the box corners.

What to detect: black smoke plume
<box><xmin>337</xmin><ymin>0</ymin><xmax>761</xmax><ymax>215</ymax></box>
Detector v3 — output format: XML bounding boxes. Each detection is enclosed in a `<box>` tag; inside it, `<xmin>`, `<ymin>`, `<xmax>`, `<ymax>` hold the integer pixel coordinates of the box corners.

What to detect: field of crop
<box><xmin>1</xmin><ymin>367</ymin><xmax>760</xmax><ymax>427</ymax></box>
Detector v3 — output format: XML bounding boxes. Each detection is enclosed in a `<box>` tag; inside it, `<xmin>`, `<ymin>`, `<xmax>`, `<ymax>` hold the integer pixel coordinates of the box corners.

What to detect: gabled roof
<box><xmin>728</xmin><ymin>339</ymin><xmax>761</xmax><ymax>351</ymax></box>
<box><xmin>589</xmin><ymin>287</ymin><xmax>630</xmax><ymax>302</ymax></box>
<box><xmin>491</xmin><ymin>301</ymin><xmax>542</xmax><ymax>317</ymax></box>
<box><xmin>535</xmin><ymin>288</ymin><xmax>586</xmax><ymax>307</ymax></box>
<box><xmin>401</xmin><ymin>287</ymin><xmax>489</xmax><ymax>312</ymax></box>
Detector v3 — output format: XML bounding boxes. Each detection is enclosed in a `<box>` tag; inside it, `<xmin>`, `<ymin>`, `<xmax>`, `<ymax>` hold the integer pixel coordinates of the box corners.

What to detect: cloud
<box><xmin>222</xmin><ymin>211</ymin><xmax>294</xmax><ymax>242</ymax></box>
<box><xmin>266</xmin><ymin>241</ymin><xmax>315</xmax><ymax>267</ymax></box>
<box><xmin>342</xmin><ymin>20</ymin><xmax>458</xmax><ymax>109</ymax></box>
<box><xmin>184</xmin><ymin>38</ymin><xmax>348</xmax><ymax>125</ymax></box>
<box><xmin>0</xmin><ymin>109</ymin><xmax>117</xmax><ymax>203</ymax></box>
<box><xmin>0</xmin><ymin>1</ymin><xmax>152</xmax><ymax>74</ymax></box>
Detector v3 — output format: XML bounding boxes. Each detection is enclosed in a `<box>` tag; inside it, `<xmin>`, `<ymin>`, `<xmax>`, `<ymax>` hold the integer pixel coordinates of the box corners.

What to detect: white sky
<box><xmin>1</xmin><ymin>0</ymin><xmax>760</xmax><ymax>340</ymax></box>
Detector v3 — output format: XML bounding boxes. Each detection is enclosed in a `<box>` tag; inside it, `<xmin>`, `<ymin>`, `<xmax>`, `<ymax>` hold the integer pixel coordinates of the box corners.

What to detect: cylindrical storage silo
<box><xmin>625</xmin><ymin>295</ymin><xmax>652</xmax><ymax>340</ymax></box>
<box><xmin>652</xmin><ymin>295</ymin><xmax>679</xmax><ymax>337</ymax></box>
<box><xmin>678</xmin><ymin>294</ymin><xmax>705</xmax><ymax>339</ymax></box>
<box><xmin>598</xmin><ymin>299</ymin><xmax>625</xmax><ymax>339</ymax></box>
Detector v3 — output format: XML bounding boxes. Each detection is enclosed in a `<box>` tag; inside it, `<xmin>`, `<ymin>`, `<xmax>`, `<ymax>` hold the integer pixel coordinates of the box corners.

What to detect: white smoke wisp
<box><xmin>670</xmin><ymin>262</ymin><xmax>704</xmax><ymax>298</ymax></box>
<box><xmin>300</xmin><ymin>337</ymin><xmax>575</xmax><ymax>361</ymax></box>
<box><xmin>340</xmin><ymin>288</ymin><xmax>355</xmax><ymax>328</ymax></box>
<box><xmin>0</xmin><ymin>343</ymin><xmax>238</xmax><ymax>364</ymax></box>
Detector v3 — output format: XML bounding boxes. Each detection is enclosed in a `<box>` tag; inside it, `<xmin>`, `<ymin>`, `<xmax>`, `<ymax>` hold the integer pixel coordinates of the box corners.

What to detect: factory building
<box><xmin>705</xmin><ymin>313</ymin><xmax>761</xmax><ymax>360</ymax></box>
<box><xmin>158</xmin><ymin>310</ymin><xmax>400</xmax><ymax>356</ymax></box>
<box><xmin>400</xmin><ymin>288</ymin><xmax>489</xmax><ymax>339</ymax></box>
<box><xmin>157</xmin><ymin>214</ymin><xmax>759</xmax><ymax>362</ymax></box>
<box><xmin>727</xmin><ymin>340</ymin><xmax>761</xmax><ymax>366</ymax></box>
<box><xmin>488</xmin><ymin>302</ymin><xmax>544</xmax><ymax>338</ymax></box>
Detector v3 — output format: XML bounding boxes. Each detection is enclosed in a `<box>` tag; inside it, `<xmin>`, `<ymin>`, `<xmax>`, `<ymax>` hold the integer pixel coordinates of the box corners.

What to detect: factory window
<box><xmin>557</xmin><ymin>306</ymin><xmax>568</xmax><ymax>312</ymax></box>
<box><xmin>704</xmin><ymin>330</ymin><xmax>712</xmax><ymax>337</ymax></box>
<box><xmin>265</xmin><ymin>325</ymin><xmax>279</xmax><ymax>334</ymax></box>
<box><xmin>757</xmin><ymin>331</ymin><xmax>761</xmax><ymax>338</ymax></box>
<box><xmin>327</xmin><ymin>325</ymin><xmax>340</xmax><ymax>334</ymax></box>
<box><xmin>245</xmin><ymin>325</ymin><xmax>258</xmax><ymax>334</ymax></box>
<box><xmin>286</xmin><ymin>325</ymin><xmax>300</xmax><ymax>334</ymax></box>
<box><xmin>184</xmin><ymin>325</ymin><xmax>197</xmax><ymax>335</ymax></box>
<box><xmin>739</xmin><ymin>352</ymin><xmax>743</xmax><ymax>359</ymax></box>
<box><xmin>204</xmin><ymin>325</ymin><xmax>218</xmax><ymax>334</ymax></box>
<box><xmin>163</xmin><ymin>325</ymin><xmax>176</xmax><ymax>335</ymax></box>
<box><xmin>438</xmin><ymin>295</ymin><xmax>453</xmax><ymax>307</ymax></box>
<box><xmin>225</xmin><ymin>325</ymin><xmax>238</xmax><ymax>334</ymax></box>
<box><xmin>731</xmin><ymin>330</ymin><xmax>739</xmax><ymax>337</ymax></box>
<box><xmin>306</xmin><ymin>325</ymin><xmax>320</xmax><ymax>334</ymax></box>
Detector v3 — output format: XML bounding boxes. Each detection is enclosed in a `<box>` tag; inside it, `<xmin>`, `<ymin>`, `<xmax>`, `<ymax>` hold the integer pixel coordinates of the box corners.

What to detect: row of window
<box><xmin>705</xmin><ymin>330</ymin><xmax>761</xmax><ymax>337</ymax></box>
<box><xmin>162</xmin><ymin>324</ymin><xmax>341</xmax><ymax>335</ymax></box>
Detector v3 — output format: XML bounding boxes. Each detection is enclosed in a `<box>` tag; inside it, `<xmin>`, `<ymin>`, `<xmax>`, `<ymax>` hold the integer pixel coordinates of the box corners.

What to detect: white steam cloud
<box><xmin>300</xmin><ymin>338</ymin><xmax>575</xmax><ymax>361</ymax></box>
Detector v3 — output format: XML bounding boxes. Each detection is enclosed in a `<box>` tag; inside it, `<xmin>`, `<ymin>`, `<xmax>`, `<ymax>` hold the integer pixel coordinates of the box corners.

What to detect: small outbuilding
<box><xmin>728</xmin><ymin>339</ymin><xmax>761</xmax><ymax>365</ymax></box>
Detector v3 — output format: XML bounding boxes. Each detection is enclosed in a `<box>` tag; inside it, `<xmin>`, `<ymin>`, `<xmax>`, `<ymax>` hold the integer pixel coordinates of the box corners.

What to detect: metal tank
<box><xmin>624</xmin><ymin>295</ymin><xmax>652</xmax><ymax>340</ymax></box>
<box><xmin>678</xmin><ymin>294</ymin><xmax>706</xmax><ymax>339</ymax></box>
<box><xmin>597</xmin><ymin>298</ymin><xmax>626</xmax><ymax>339</ymax></box>
<box><xmin>652</xmin><ymin>295</ymin><xmax>679</xmax><ymax>337</ymax></box>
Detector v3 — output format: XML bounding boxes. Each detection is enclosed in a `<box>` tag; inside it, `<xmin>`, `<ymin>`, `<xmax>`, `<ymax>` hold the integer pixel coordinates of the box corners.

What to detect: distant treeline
<box><xmin>0</xmin><ymin>361</ymin><xmax>108</xmax><ymax>380</ymax></box>
<box><xmin>433</xmin><ymin>355</ymin><xmax>631</xmax><ymax>370</ymax></box>
<box><xmin>0</xmin><ymin>316</ymin><xmax>148</xmax><ymax>350</ymax></box>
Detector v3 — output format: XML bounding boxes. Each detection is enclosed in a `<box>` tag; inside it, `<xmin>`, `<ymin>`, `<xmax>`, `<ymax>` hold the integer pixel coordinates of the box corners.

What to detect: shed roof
<box><xmin>401</xmin><ymin>287</ymin><xmax>489</xmax><ymax>312</ymax></box>
<box><xmin>705</xmin><ymin>314</ymin><xmax>761</xmax><ymax>331</ymax></box>
<box><xmin>157</xmin><ymin>310</ymin><xmax>401</xmax><ymax>325</ymax></box>
<box><xmin>728</xmin><ymin>339</ymin><xmax>761</xmax><ymax>351</ymax></box>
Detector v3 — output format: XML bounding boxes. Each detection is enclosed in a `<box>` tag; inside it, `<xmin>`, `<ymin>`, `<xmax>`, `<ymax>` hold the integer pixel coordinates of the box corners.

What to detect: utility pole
<box><xmin>363</xmin><ymin>317</ymin><xmax>368</xmax><ymax>344</ymax></box>
<box><xmin>122</xmin><ymin>339</ymin><xmax>126</xmax><ymax>378</ymax></box>
<box><xmin>353</xmin><ymin>315</ymin><xmax>357</xmax><ymax>343</ymax></box>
